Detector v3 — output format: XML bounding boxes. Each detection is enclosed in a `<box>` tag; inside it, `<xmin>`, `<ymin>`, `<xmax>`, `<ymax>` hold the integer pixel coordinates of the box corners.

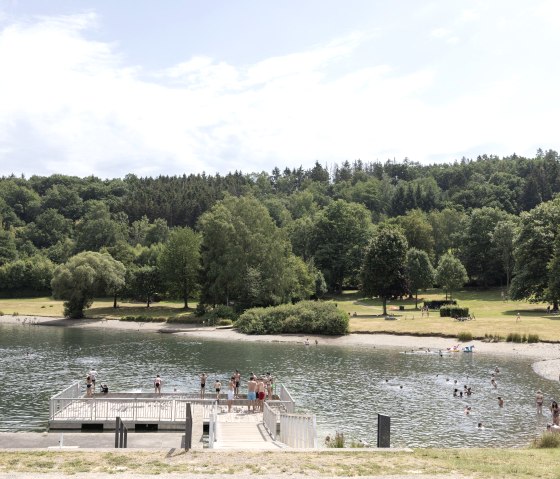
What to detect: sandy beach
<box><xmin>3</xmin><ymin>315</ymin><xmax>560</xmax><ymax>382</ymax></box>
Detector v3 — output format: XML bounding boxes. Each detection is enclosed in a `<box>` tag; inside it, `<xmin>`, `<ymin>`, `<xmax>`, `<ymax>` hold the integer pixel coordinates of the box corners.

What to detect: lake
<box><xmin>0</xmin><ymin>322</ymin><xmax>558</xmax><ymax>447</ymax></box>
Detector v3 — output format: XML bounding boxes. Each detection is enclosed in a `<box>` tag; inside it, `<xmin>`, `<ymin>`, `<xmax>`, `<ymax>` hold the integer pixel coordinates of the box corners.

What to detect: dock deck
<box><xmin>49</xmin><ymin>383</ymin><xmax>316</xmax><ymax>449</ymax></box>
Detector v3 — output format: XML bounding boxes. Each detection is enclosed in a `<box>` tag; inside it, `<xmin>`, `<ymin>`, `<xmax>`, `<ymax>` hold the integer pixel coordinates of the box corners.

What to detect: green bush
<box><xmin>0</xmin><ymin>311</ymin><xmax>3</xmax><ymax>316</ymax></box>
<box><xmin>118</xmin><ymin>315</ymin><xmax>166</xmax><ymax>323</ymax></box>
<box><xmin>194</xmin><ymin>303</ymin><xmax>208</xmax><ymax>317</ymax></box>
<box><xmin>217</xmin><ymin>319</ymin><xmax>233</xmax><ymax>326</ymax></box>
<box><xmin>506</xmin><ymin>332</ymin><xmax>523</xmax><ymax>343</ymax></box>
<box><xmin>440</xmin><ymin>306</ymin><xmax>469</xmax><ymax>318</ymax></box>
<box><xmin>457</xmin><ymin>331</ymin><xmax>473</xmax><ymax>342</ymax></box>
<box><xmin>236</xmin><ymin>301</ymin><xmax>349</xmax><ymax>335</ymax></box>
<box><xmin>204</xmin><ymin>305</ymin><xmax>239</xmax><ymax>326</ymax></box>
<box><xmin>532</xmin><ymin>432</ymin><xmax>560</xmax><ymax>448</ymax></box>
<box><xmin>424</xmin><ymin>300</ymin><xmax>457</xmax><ymax>310</ymax></box>
<box><xmin>527</xmin><ymin>334</ymin><xmax>540</xmax><ymax>343</ymax></box>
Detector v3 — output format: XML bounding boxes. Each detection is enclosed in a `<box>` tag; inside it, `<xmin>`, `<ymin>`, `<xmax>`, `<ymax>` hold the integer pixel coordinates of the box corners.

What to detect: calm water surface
<box><xmin>0</xmin><ymin>323</ymin><xmax>559</xmax><ymax>447</ymax></box>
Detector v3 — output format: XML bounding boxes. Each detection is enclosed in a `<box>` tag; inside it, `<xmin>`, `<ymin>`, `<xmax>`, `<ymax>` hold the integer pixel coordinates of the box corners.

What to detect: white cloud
<box><xmin>0</xmin><ymin>9</ymin><xmax>558</xmax><ymax>178</ymax></box>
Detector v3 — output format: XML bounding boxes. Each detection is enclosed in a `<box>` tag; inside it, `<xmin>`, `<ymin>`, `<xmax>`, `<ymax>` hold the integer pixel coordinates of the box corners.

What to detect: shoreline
<box><xmin>3</xmin><ymin>315</ymin><xmax>560</xmax><ymax>382</ymax></box>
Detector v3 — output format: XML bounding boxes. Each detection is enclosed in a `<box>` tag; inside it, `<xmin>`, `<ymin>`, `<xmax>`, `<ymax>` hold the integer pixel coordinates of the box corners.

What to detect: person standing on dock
<box><xmin>214</xmin><ymin>378</ymin><xmax>222</xmax><ymax>400</ymax></box>
<box><xmin>89</xmin><ymin>367</ymin><xmax>97</xmax><ymax>392</ymax></box>
<box><xmin>154</xmin><ymin>374</ymin><xmax>162</xmax><ymax>395</ymax></box>
<box><xmin>85</xmin><ymin>375</ymin><xmax>93</xmax><ymax>397</ymax></box>
<box><xmin>234</xmin><ymin>369</ymin><xmax>241</xmax><ymax>398</ymax></box>
<box><xmin>227</xmin><ymin>376</ymin><xmax>235</xmax><ymax>412</ymax></box>
<box><xmin>200</xmin><ymin>372</ymin><xmax>207</xmax><ymax>398</ymax></box>
<box><xmin>247</xmin><ymin>376</ymin><xmax>257</xmax><ymax>412</ymax></box>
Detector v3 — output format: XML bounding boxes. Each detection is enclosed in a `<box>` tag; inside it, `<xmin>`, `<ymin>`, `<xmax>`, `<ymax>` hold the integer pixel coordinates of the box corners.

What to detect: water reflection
<box><xmin>0</xmin><ymin>323</ymin><xmax>558</xmax><ymax>447</ymax></box>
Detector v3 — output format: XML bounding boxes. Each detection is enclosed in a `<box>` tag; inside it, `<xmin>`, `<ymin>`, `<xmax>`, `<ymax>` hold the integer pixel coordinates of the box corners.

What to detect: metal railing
<box><xmin>207</xmin><ymin>402</ymin><xmax>218</xmax><ymax>448</ymax></box>
<box><xmin>277</xmin><ymin>384</ymin><xmax>295</xmax><ymax>413</ymax></box>
<box><xmin>279</xmin><ymin>412</ymin><xmax>317</xmax><ymax>448</ymax></box>
<box><xmin>49</xmin><ymin>382</ymin><xmax>81</xmax><ymax>419</ymax></box>
<box><xmin>50</xmin><ymin>396</ymin><xmax>216</xmax><ymax>423</ymax></box>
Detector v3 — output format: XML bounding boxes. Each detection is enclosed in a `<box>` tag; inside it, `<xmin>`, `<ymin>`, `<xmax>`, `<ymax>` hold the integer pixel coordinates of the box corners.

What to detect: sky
<box><xmin>0</xmin><ymin>0</ymin><xmax>559</xmax><ymax>179</ymax></box>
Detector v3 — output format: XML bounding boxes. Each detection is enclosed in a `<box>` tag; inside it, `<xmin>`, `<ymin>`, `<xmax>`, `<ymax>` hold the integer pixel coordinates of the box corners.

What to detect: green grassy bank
<box><xmin>2</xmin><ymin>288</ymin><xmax>560</xmax><ymax>342</ymax></box>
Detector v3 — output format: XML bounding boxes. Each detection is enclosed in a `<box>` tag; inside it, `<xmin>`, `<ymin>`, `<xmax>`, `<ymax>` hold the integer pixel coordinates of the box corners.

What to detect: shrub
<box><xmin>522</xmin><ymin>333</ymin><xmax>527</xmax><ymax>343</ymax></box>
<box><xmin>532</xmin><ymin>432</ymin><xmax>560</xmax><ymax>448</ymax></box>
<box><xmin>236</xmin><ymin>301</ymin><xmax>349</xmax><ymax>335</ymax></box>
<box><xmin>506</xmin><ymin>332</ymin><xmax>523</xmax><ymax>343</ymax></box>
<box><xmin>118</xmin><ymin>315</ymin><xmax>166</xmax><ymax>323</ymax></box>
<box><xmin>457</xmin><ymin>331</ymin><xmax>473</xmax><ymax>342</ymax></box>
<box><xmin>0</xmin><ymin>311</ymin><xmax>3</xmax><ymax>316</ymax></box>
<box><xmin>440</xmin><ymin>306</ymin><xmax>469</xmax><ymax>318</ymax></box>
<box><xmin>527</xmin><ymin>334</ymin><xmax>540</xmax><ymax>343</ymax></box>
<box><xmin>424</xmin><ymin>300</ymin><xmax>457</xmax><ymax>310</ymax></box>
<box><xmin>194</xmin><ymin>303</ymin><xmax>208</xmax><ymax>317</ymax></box>
<box><xmin>12</xmin><ymin>312</ymin><xmax>18</xmax><ymax>316</ymax></box>
<box><xmin>204</xmin><ymin>305</ymin><xmax>239</xmax><ymax>326</ymax></box>
<box><xmin>325</xmin><ymin>432</ymin><xmax>345</xmax><ymax>448</ymax></box>
<box><xmin>217</xmin><ymin>319</ymin><xmax>233</xmax><ymax>326</ymax></box>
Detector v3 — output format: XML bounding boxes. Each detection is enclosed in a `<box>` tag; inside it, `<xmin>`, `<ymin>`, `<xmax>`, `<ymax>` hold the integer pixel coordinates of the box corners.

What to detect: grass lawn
<box><xmin>2</xmin><ymin>287</ymin><xmax>560</xmax><ymax>342</ymax></box>
<box><xmin>0</xmin><ymin>297</ymin><xmax>196</xmax><ymax>321</ymax></box>
<box><xmin>0</xmin><ymin>448</ymin><xmax>558</xmax><ymax>477</ymax></box>
<box><xmin>330</xmin><ymin>287</ymin><xmax>560</xmax><ymax>342</ymax></box>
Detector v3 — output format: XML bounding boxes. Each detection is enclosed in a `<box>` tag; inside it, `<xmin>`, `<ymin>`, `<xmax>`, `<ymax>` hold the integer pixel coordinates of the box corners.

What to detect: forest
<box><xmin>1</xmin><ymin>149</ymin><xmax>560</xmax><ymax>318</ymax></box>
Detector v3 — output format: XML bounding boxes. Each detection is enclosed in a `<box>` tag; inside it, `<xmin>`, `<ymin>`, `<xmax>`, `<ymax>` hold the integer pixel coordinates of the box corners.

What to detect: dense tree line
<box><xmin>2</xmin><ymin>149</ymin><xmax>560</xmax><ymax>316</ymax></box>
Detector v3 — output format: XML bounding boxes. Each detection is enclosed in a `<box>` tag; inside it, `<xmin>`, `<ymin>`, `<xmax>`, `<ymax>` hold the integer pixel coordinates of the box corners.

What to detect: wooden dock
<box><xmin>49</xmin><ymin>383</ymin><xmax>316</xmax><ymax>449</ymax></box>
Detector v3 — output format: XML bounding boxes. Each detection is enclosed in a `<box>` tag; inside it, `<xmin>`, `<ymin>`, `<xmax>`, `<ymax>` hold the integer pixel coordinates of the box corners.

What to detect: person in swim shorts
<box><xmin>154</xmin><ymin>374</ymin><xmax>162</xmax><ymax>394</ymax></box>
<box><xmin>227</xmin><ymin>376</ymin><xmax>235</xmax><ymax>412</ymax></box>
<box><xmin>200</xmin><ymin>373</ymin><xmax>207</xmax><ymax>399</ymax></box>
<box><xmin>214</xmin><ymin>379</ymin><xmax>221</xmax><ymax>400</ymax></box>
<box><xmin>234</xmin><ymin>369</ymin><xmax>241</xmax><ymax>398</ymax></box>
<box><xmin>247</xmin><ymin>376</ymin><xmax>257</xmax><ymax>412</ymax></box>
<box><xmin>536</xmin><ymin>390</ymin><xmax>544</xmax><ymax>414</ymax></box>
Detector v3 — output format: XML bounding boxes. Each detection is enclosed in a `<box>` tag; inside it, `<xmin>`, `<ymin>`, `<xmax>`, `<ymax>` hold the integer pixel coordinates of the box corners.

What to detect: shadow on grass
<box><xmin>86</xmin><ymin>304</ymin><xmax>192</xmax><ymax>319</ymax></box>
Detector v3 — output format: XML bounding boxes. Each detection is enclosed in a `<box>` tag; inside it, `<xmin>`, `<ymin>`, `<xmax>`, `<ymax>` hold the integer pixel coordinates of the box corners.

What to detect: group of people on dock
<box><xmin>199</xmin><ymin>370</ymin><xmax>275</xmax><ymax>412</ymax></box>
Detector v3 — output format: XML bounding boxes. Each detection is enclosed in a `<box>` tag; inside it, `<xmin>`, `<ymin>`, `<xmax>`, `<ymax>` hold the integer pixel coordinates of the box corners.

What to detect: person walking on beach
<box><xmin>200</xmin><ymin>373</ymin><xmax>207</xmax><ymax>398</ymax></box>
<box><xmin>154</xmin><ymin>374</ymin><xmax>162</xmax><ymax>394</ymax></box>
<box><xmin>536</xmin><ymin>390</ymin><xmax>544</xmax><ymax>414</ymax></box>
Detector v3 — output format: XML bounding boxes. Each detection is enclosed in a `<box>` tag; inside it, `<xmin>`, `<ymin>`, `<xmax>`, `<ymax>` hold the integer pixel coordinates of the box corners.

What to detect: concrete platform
<box><xmin>0</xmin><ymin>432</ymin><xmax>188</xmax><ymax>449</ymax></box>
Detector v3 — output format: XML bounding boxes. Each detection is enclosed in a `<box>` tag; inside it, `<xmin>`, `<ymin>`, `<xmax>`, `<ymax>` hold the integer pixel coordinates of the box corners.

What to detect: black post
<box><xmin>115</xmin><ymin>417</ymin><xmax>121</xmax><ymax>448</ymax></box>
<box><xmin>115</xmin><ymin>416</ymin><xmax>128</xmax><ymax>448</ymax></box>
<box><xmin>377</xmin><ymin>414</ymin><xmax>390</xmax><ymax>448</ymax></box>
<box><xmin>185</xmin><ymin>402</ymin><xmax>192</xmax><ymax>450</ymax></box>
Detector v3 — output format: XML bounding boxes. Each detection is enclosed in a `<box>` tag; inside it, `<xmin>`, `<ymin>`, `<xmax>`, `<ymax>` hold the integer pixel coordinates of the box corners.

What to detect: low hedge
<box><xmin>424</xmin><ymin>300</ymin><xmax>457</xmax><ymax>310</ymax></box>
<box><xmin>236</xmin><ymin>301</ymin><xmax>349</xmax><ymax>335</ymax></box>
<box><xmin>119</xmin><ymin>315</ymin><xmax>167</xmax><ymax>322</ymax></box>
<box><xmin>439</xmin><ymin>306</ymin><xmax>469</xmax><ymax>318</ymax></box>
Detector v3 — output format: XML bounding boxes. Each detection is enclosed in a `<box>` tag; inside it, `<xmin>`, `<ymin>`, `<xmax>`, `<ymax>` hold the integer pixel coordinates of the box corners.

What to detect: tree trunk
<box><xmin>146</xmin><ymin>296</ymin><xmax>151</xmax><ymax>308</ymax></box>
<box><xmin>382</xmin><ymin>297</ymin><xmax>387</xmax><ymax>316</ymax></box>
<box><xmin>184</xmin><ymin>284</ymin><xmax>189</xmax><ymax>309</ymax></box>
<box><xmin>554</xmin><ymin>300</ymin><xmax>559</xmax><ymax>311</ymax></box>
<box><xmin>415</xmin><ymin>291</ymin><xmax>418</xmax><ymax>309</ymax></box>
<box><xmin>113</xmin><ymin>293</ymin><xmax>118</xmax><ymax>309</ymax></box>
